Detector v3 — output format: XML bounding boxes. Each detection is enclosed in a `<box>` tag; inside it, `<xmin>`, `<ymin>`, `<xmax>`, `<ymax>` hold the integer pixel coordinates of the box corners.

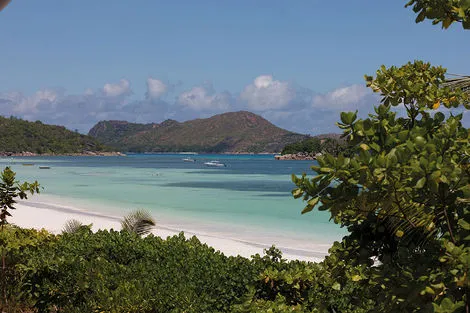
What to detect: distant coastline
<box><xmin>0</xmin><ymin>151</ymin><xmax>126</xmax><ymax>157</ymax></box>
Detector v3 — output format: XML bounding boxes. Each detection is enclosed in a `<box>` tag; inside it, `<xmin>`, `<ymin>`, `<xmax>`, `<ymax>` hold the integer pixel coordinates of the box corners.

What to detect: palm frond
<box><xmin>121</xmin><ymin>209</ymin><xmax>156</xmax><ymax>236</ymax></box>
<box><xmin>62</xmin><ymin>219</ymin><xmax>85</xmax><ymax>234</ymax></box>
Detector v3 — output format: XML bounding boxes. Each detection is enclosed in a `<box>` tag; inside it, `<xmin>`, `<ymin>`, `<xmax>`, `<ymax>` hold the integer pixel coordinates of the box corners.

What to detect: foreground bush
<box><xmin>3</xmin><ymin>224</ymin><xmax>388</xmax><ymax>313</ymax></box>
<box><xmin>3</xmin><ymin>226</ymin><xmax>252</xmax><ymax>312</ymax></box>
<box><xmin>3</xmin><ymin>225</ymin><xmax>332</xmax><ymax>313</ymax></box>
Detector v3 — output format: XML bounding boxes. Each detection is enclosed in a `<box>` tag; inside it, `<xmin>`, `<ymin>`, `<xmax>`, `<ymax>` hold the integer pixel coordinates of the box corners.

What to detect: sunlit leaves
<box><xmin>406</xmin><ymin>0</ymin><xmax>470</xmax><ymax>29</ymax></box>
<box><xmin>365</xmin><ymin>61</ymin><xmax>469</xmax><ymax>110</ymax></box>
<box><xmin>292</xmin><ymin>60</ymin><xmax>470</xmax><ymax>312</ymax></box>
<box><xmin>0</xmin><ymin>167</ymin><xmax>40</xmax><ymax>226</ymax></box>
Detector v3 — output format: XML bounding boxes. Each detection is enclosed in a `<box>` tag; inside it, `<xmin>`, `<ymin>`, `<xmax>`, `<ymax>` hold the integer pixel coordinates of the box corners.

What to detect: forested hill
<box><xmin>0</xmin><ymin>116</ymin><xmax>111</xmax><ymax>154</ymax></box>
<box><xmin>88</xmin><ymin>111</ymin><xmax>309</xmax><ymax>153</ymax></box>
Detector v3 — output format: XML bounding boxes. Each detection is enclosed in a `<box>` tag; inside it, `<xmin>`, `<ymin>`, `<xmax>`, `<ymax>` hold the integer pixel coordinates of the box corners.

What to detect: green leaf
<box><xmin>340</xmin><ymin>111</ymin><xmax>357</xmax><ymax>124</ymax></box>
<box><xmin>424</xmin><ymin>286</ymin><xmax>435</xmax><ymax>295</ymax></box>
<box><xmin>458</xmin><ymin>219</ymin><xmax>470</xmax><ymax>230</ymax></box>
<box><xmin>332</xmin><ymin>282</ymin><xmax>341</xmax><ymax>291</ymax></box>
<box><xmin>416</xmin><ymin>177</ymin><xmax>426</xmax><ymax>189</ymax></box>
<box><xmin>301</xmin><ymin>205</ymin><xmax>314</xmax><ymax>215</ymax></box>
<box><xmin>307</xmin><ymin>197</ymin><xmax>320</xmax><ymax>208</ymax></box>
<box><xmin>442</xmin><ymin>17</ymin><xmax>453</xmax><ymax>29</ymax></box>
<box><xmin>292</xmin><ymin>188</ymin><xmax>303</xmax><ymax>199</ymax></box>
<box><xmin>351</xmin><ymin>275</ymin><xmax>362</xmax><ymax>282</ymax></box>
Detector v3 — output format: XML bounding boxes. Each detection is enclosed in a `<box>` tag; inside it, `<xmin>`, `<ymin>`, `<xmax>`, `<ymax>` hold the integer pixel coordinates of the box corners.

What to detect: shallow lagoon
<box><xmin>2</xmin><ymin>154</ymin><xmax>347</xmax><ymax>257</ymax></box>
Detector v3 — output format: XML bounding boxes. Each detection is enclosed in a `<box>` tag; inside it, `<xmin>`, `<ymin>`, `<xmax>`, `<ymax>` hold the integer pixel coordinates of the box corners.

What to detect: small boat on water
<box><xmin>39</xmin><ymin>166</ymin><xmax>50</xmax><ymax>169</ymax></box>
<box><xmin>182</xmin><ymin>158</ymin><xmax>196</xmax><ymax>162</ymax></box>
<box><xmin>204</xmin><ymin>160</ymin><xmax>226</xmax><ymax>167</ymax></box>
<box><xmin>22</xmin><ymin>163</ymin><xmax>34</xmax><ymax>166</ymax></box>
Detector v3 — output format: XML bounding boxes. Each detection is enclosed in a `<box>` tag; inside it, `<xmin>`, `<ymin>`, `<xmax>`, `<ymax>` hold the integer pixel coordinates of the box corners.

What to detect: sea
<box><xmin>1</xmin><ymin>154</ymin><xmax>347</xmax><ymax>257</ymax></box>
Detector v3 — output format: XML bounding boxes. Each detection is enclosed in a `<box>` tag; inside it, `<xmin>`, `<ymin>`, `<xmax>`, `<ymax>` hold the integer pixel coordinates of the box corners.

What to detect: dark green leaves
<box><xmin>340</xmin><ymin>111</ymin><xmax>357</xmax><ymax>125</ymax></box>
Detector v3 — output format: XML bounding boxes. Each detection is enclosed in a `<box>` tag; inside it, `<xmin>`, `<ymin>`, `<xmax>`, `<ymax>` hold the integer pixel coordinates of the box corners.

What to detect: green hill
<box><xmin>0</xmin><ymin>116</ymin><xmax>111</xmax><ymax>154</ymax></box>
<box><xmin>88</xmin><ymin>111</ymin><xmax>309</xmax><ymax>153</ymax></box>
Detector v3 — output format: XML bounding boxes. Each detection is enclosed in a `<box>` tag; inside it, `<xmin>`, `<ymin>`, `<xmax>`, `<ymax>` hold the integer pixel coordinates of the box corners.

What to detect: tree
<box><xmin>0</xmin><ymin>166</ymin><xmax>39</xmax><ymax>306</ymax></box>
<box><xmin>406</xmin><ymin>0</ymin><xmax>470</xmax><ymax>29</ymax></box>
<box><xmin>292</xmin><ymin>61</ymin><xmax>469</xmax><ymax>311</ymax></box>
<box><xmin>0</xmin><ymin>167</ymin><xmax>40</xmax><ymax>227</ymax></box>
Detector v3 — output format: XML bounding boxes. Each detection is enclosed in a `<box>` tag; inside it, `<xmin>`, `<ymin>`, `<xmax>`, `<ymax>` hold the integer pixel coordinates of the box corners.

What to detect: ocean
<box><xmin>1</xmin><ymin>154</ymin><xmax>347</xmax><ymax>257</ymax></box>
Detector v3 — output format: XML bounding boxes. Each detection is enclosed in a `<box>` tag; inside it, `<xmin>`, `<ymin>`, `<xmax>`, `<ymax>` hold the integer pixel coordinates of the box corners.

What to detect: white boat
<box><xmin>182</xmin><ymin>158</ymin><xmax>196</xmax><ymax>162</ymax></box>
<box><xmin>204</xmin><ymin>160</ymin><xmax>226</xmax><ymax>167</ymax></box>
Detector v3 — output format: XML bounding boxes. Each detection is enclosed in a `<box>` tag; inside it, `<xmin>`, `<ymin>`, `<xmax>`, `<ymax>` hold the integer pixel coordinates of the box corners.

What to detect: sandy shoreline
<box><xmin>10</xmin><ymin>196</ymin><xmax>329</xmax><ymax>263</ymax></box>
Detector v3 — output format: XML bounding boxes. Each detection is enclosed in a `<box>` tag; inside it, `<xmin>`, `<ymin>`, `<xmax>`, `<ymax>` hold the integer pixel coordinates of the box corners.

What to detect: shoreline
<box><xmin>0</xmin><ymin>151</ymin><xmax>126</xmax><ymax>157</ymax></box>
<box><xmin>11</xmin><ymin>195</ymin><xmax>329</xmax><ymax>262</ymax></box>
<box><xmin>1</xmin><ymin>152</ymin><xmax>278</xmax><ymax>157</ymax></box>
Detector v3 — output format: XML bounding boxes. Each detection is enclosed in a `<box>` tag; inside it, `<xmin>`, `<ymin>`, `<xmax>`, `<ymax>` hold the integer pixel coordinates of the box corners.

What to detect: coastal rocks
<box><xmin>0</xmin><ymin>151</ymin><xmax>37</xmax><ymax>157</ymax></box>
<box><xmin>274</xmin><ymin>152</ymin><xmax>320</xmax><ymax>160</ymax></box>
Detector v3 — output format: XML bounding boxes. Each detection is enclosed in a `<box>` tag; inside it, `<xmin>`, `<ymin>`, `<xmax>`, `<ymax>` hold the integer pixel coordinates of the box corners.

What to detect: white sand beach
<box><xmin>10</xmin><ymin>196</ymin><xmax>329</xmax><ymax>263</ymax></box>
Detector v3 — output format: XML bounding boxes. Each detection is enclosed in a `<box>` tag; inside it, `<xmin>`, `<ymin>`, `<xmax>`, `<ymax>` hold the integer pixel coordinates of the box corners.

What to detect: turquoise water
<box><xmin>1</xmin><ymin>154</ymin><xmax>346</xmax><ymax>252</ymax></box>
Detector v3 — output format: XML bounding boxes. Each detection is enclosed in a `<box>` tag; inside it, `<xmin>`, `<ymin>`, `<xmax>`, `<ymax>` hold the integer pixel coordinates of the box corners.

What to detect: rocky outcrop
<box><xmin>274</xmin><ymin>152</ymin><xmax>320</xmax><ymax>160</ymax></box>
<box><xmin>0</xmin><ymin>151</ymin><xmax>37</xmax><ymax>157</ymax></box>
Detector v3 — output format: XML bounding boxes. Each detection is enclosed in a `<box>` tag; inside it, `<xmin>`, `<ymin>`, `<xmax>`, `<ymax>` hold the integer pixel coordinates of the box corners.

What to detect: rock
<box><xmin>274</xmin><ymin>152</ymin><xmax>318</xmax><ymax>161</ymax></box>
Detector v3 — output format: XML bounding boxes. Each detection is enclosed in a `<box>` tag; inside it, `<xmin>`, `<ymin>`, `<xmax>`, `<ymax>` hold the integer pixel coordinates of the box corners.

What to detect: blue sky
<box><xmin>0</xmin><ymin>1</ymin><xmax>468</xmax><ymax>134</ymax></box>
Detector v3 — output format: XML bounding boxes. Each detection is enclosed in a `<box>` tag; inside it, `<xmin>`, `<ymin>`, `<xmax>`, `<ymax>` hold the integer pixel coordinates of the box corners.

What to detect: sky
<box><xmin>0</xmin><ymin>1</ymin><xmax>468</xmax><ymax>134</ymax></box>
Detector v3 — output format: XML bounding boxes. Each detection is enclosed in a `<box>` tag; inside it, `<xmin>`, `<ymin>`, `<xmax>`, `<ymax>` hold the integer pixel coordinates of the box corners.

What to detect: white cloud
<box><xmin>0</xmin><ymin>78</ymin><xmax>406</xmax><ymax>136</ymax></box>
<box><xmin>239</xmin><ymin>75</ymin><xmax>295</xmax><ymax>110</ymax></box>
<box><xmin>177</xmin><ymin>86</ymin><xmax>230</xmax><ymax>111</ymax></box>
<box><xmin>311</xmin><ymin>84</ymin><xmax>370</xmax><ymax>110</ymax></box>
<box><xmin>146</xmin><ymin>78</ymin><xmax>167</xmax><ymax>100</ymax></box>
<box><xmin>103</xmin><ymin>79</ymin><xmax>131</xmax><ymax>97</ymax></box>
<box><xmin>3</xmin><ymin>89</ymin><xmax>59</xmax><ymax>113</ymax></box>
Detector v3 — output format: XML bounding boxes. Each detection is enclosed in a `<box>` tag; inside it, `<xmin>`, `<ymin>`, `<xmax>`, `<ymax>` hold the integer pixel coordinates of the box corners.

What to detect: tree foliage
<box><xmin>281</xmin><ymin>136</ymin><xmax>346</xmax><ymax>156</ymax></box>
<box><xmin>0</xmin><ymin>167</ymin><xmax>40</xmax><ymax>312</ymax></box>
<box><xmin>292</xmin><ymin>61</ymin><xmax>470</xmax><ymax>312</ymax></box>
<box><xmin>1</xmin><ymin>225</ymin><xmax>275</xmax><ymax>312</ymax></box>
<box><xmin>0</xmin><ymin>167</ymin><xmax>40</xmax><ymax>227</ymax></box>
<box><xmin>0</xmin><ymin>116</ymin><xmax>111</xmax><ymax>154</ymax></box>
<box><xmin>406</xmin><ymin>0</ymin><xmax>470</xmax><ymax>29</ymax></box>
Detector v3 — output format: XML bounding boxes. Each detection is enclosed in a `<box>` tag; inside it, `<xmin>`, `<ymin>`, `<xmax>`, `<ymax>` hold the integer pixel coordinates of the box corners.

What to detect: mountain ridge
<box><xmin>88</xmin><ymin>111</ymin><xmax>310</xmax><ymax>153</ymax></box>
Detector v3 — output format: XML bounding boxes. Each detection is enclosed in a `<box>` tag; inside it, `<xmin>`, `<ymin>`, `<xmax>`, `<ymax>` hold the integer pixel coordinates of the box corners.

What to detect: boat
<box><xmin>182</xmin><ymin>158</ymin><xmax>196</xmax><ymax>162</ymax></box>
<box><xmin>22</xmin><ymin>163</ymin><xmax>34</xmax><ymax>166</ymax></box>
<box><xmin>39</xmin><ymin>166</ymin><xmax>50</xmax><ymax>169</ymax></box>
<box><xmin>204</xmin><ymin>160</ymin><xmax>226</xmax><ymax>167</ymax></box>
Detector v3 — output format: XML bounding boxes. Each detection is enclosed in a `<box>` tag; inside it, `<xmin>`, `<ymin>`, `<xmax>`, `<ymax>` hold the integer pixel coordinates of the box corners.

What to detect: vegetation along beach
<box><xmin>0</xmin><ymin>1</ymin><xmax>469</xmax><ymax>312</ymax></box>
